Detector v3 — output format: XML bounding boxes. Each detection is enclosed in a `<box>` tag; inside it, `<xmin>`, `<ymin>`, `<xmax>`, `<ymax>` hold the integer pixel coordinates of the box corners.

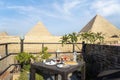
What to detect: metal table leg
<box><xmin>55</xmin><ymin>74</ymin><xmax>58</xmax><ymax>80</ymax></box>
<box><xmin>30</xmin><ymin>66</ymin><xmax>36</xmax><ymax>80</ymax></box>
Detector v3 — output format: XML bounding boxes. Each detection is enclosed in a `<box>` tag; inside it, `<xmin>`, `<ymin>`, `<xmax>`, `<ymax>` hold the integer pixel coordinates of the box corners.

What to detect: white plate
<box><xmin>57</xmin><ymin>64</ymin><xmax>70</xmax><ymax>68</ymax></box>
<box><xmin>45</xmin><ymin>62</ymin><xmax>56</xmax><ymax>65</ymax></box>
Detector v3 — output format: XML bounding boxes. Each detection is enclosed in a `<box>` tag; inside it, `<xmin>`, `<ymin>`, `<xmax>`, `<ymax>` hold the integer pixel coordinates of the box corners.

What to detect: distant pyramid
<box><xmin>79</xmin><ymin>15</ymin><xmax>120</xmax><ymax>37</ymax></box>
<box><xmin>26</xmin><ymin>22</ymin><xmax>51</xmax><ymax>36</ymax></box>
<box><xmin>0</xmin><ymin>32</ymin><xmax>8</xmax><ymax>36</ymax></box>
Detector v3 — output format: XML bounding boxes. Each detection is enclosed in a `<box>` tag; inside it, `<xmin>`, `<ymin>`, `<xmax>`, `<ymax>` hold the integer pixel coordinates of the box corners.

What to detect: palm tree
<box><xmin>79</xmin><ymin>32</ymin><xmax>90</xmax><ymax>43</ymax></box>
<box><xmin>68</xmin><ymin>32</ymin><xmax>78</xmax><ymax>43</ymax></box>
<box><xmin>88</xmin><ymin>32</ymin><xmax>97</xmax><ymax>44</ymax></box>
<box><xmin>60</xmin><ymin>32</ymin><xmax>81</xmax><ymax>51</ymax></box>
<box><xmin>96</xmin><ymin>32</ymin><xmax>104</xmax><ymax>44</ymax></box>
<box><xmin>60</xmin><ymin>34</ymin><xmax>69</xmax><ymax>46</ymax></box>
<box><xmin>68</xmin><ymin>32</ymin><xmax>81</xmax><ymax>51</ymax></box>
<box><xmin>79</xmin><ymin>31</ymin><xmax>104</xmax><ymax>44</ymax></box>
<box><xmin>60</xmin><ymin>32</ymin><xmax>104</xmax><ymax>52</ymax></box>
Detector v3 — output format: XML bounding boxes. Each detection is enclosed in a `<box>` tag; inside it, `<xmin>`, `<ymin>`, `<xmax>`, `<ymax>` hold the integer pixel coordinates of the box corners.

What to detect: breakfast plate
<box><xmin>45</xmin><ymin>61</ymin><xmax>56</xmax><ymax>65</ymax></box>
<box><xmin>57</xmin><ymin>64</ymin><xmax>70</xmax><ymax>68</ymax></box>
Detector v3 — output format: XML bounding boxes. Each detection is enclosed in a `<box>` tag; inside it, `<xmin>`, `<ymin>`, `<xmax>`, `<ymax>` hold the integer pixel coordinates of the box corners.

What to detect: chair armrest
<box><xmin>97</xmin><ymin>69</ymin><xmax>120</xmax><ymax>78</ymax></box>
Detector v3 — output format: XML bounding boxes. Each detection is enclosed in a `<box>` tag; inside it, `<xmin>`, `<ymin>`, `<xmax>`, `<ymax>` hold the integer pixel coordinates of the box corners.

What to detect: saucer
<box><xmin>45</xmin><ymin>61</ymin><xmax>56</xmax><ymax>65</ymax></box>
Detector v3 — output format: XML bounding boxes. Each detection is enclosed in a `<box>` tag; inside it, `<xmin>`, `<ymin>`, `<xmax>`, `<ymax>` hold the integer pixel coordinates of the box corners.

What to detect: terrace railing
<box><xmin>0</xmin><ymin>42</ymin><xmax>84</xmax><ymax>76</ymax></box>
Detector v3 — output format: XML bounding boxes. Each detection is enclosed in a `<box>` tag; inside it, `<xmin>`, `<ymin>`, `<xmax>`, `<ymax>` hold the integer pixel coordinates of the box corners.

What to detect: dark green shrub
<box><xmin>18</xmin><ymin>70</ymin><xmax>28</xmax><ymax>80</ymax></box>
<box><xmin>18</xmin><ymin>70</ymin><xmax>44</xmax><ymax>80</ymax></box>
<box><xmin>36</xmin><ymin>47</ymin><xmax>51</xmax><ymax>62</ymax></box>
<box><xmin>36</xmin><ymin>73</ymin><xmax>44</xmax><ymax>80</ymax></box>
<box><xmin>15</xmin><ymin>52</ymin><xmax>34</xmax><ymax>68</ymax></box>
<box><xmin>16</xmin><ymin>49</ymin><xmax>51</xmax><ymax>80</ymax></box>
<box><xmin>23</xmin><ymin>64</ymin><xmax>30</xmax><ymax>71</ymax></box>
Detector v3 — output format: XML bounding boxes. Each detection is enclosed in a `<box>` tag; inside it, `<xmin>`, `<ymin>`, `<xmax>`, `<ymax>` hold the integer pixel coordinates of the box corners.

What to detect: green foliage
<box><xmin>60</xmin><ymin>32</ymin><xmax>78</xmax><ymax>46</ymax></box>
<box><xmin>40</xmin><ymin>47</ymin><xmax>51</xmax><ymax>60</ymax></box>
<box><xmin>59</xmin><ymin>32</ymin><xmax>80</xmax><ymax>50</ymax></box>
<box><xmin>18</xmin><ymin>70</ymin><xmax>28</xmax><ymax>80</ymax></box>
<box><xmin>34</xmin><ymin>47</ymin><xmax>51</xmax><ymax>62</ymax></box>
<box><xmin>18</xmin><ymin>70</ymin><xmax>44</xmax><ymax>80</ymax></box>
<box><xmin>15</xmin><ymin>52</ymin><xmax>46</xmax><ymax>80</ymax></box>
<box><xmin>15</xmin><ymin>52</ymin><xmax>33</xmax><ymax>64</ymax></box>
<box><xmin>15</xmin><ymin>52</ymin><xmax>34</xmax><ymax>70</ymax></box>
<box><xmin>60</xmin><ymin>34</ymin><xmax>70</xmax><ymax>46</ymax></box>
<box><xmin>36</xmin><ymin>73</ymin><xmax>44</xmax><ymax>80</ymax></box>
<box><xmin>68</xmin><ymin>32</ymin><xmax>78</xmax><ymax>43</ymax></box>
<box><xmin>23</xmin><ymin>64</ymin><xmax>30</xmax><ymax>71</ymax></box>
<box><xmin>79</xmin><ymin>31</ymin><xmax>104</xmax><ymax>44</ymax></box>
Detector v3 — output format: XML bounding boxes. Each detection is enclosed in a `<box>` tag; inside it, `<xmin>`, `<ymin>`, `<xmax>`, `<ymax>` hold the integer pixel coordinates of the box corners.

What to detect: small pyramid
<box><xmin>79</xmin><ymin>15</ymin><xmax>120</xmax><ymax>37</ymax></box>
<box><xmin>0</xmin><ymin>32</ymin><xmax>8</xmax><ymax>36</ymax></box>
<box><xmin>26</xmin><ymin>22</ymin><xmax>51</xmax><ymax>36</ymax></box>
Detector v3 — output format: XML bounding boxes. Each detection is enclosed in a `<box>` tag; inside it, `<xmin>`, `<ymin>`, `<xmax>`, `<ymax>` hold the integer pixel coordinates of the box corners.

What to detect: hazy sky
<box><xmin>0</xmin><ymin>0</ymin><xmax>120</xmax><ymax>36</ymax></box>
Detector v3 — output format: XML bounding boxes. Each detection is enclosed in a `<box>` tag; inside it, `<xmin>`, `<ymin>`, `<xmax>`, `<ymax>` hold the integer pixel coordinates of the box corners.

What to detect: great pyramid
<box><xmin>79</xmin><ymin>15</ymin><xmax>120</xmax><ymax>37</ymax></box>
<box><xmin>26</xmin><ymin>22</ymin><xmax>51</xmax><ymax>36</ymax></box>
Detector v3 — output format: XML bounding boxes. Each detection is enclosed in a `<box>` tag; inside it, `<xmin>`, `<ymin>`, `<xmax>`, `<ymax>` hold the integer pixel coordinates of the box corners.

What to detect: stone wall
<box><xmin>85</xmin><ymin>44</ymin><xmax>120</xmax><ymax>55</ymax></box>
<box><xmin>84</xmin><ymin>44</ymin><xmax>120</xmax><ymax>78</ymax></box>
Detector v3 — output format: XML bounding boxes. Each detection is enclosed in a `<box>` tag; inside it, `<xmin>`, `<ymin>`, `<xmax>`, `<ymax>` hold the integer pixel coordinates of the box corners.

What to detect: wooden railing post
<box><xmin>81</xmin><ymin>41</ymin><xmax>86</xmax><ymax>80</ymax></box>
<box><xmin>82</xmin><ymin>41</ymin><xmax>85</xmax><ymax>52</ymax></box>
<box><xmin>5</xmin><ymin>44</ymin><xmax>8</xmax><ymax>55</ymax></box>
<box><xmin>73</xmin><ymin>43</ymin><xmax>75</xmax><ymax>52</ymax></box>
<box><xmin>42</xmin><ymin>43</ymin><xmax>44</xmax><ymax>52</ymax></box>
<box><xmin>82</xmin><ymin>41</ymin><xmax>87</xmax><ymax>62</ymax></box>
<box><xmin>20</xmin><ymin>37</ymin><xmax>24</xmax><ymax>53</ymax></box>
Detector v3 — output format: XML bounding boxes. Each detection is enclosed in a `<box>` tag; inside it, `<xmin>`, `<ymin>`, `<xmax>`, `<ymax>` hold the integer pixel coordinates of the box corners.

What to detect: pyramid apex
<box><xmin>94</xmin><ymin>14</ymin><xmax>104</xmax><ymax>18</ymax></box>
<box><xmin>26</xmin><ymin>22</ymin><xmax>52</xmax><ymax>36</ymax></box>
<box><xmin>95</xmin><ymin>14</ymin><xmax>101</xmax><ymax>16</ymax></box>
<box><xmin>37</xmin><ymin>22</ymin><xmax>43</xmax><ymax>24</ymax></box>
